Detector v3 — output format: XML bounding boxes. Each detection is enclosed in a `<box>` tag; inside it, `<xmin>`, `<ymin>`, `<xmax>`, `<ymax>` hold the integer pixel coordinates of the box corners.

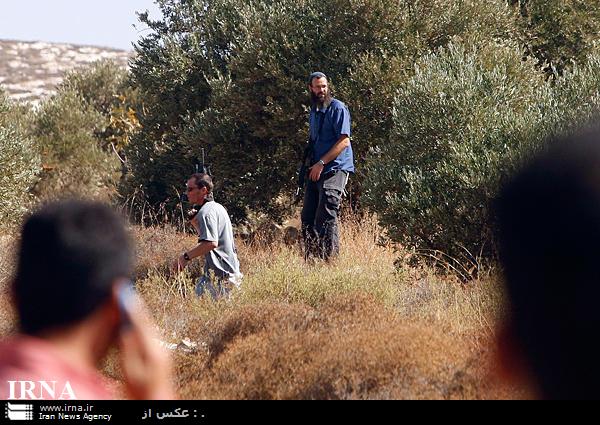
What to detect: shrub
<box><xmin>32</xmin><ymin>89</ymin><xmax>120</xmax><ymax>200</ymax></box>
<box><xmin>549</xmin><ymin>51</ymin><xmax>600</xmax><ymax>132</ymax></box>
<box><xmin>0</xmin><ymin>91</ymin><xmax>39</xmax><ymax>229</ymax></box>
<box><xmin>364</xmin><ymin>43</ymin><xmax>600</xmax><ymax>273</ymax></box>
<box><xmin>363</xmin><ymin>42</ymin><xmax>553</xmax><ymax>271</ymax></box>
<box><xmin>59</xmin><ymin>60</ymin><xmax>141</xmax><ymax>154</ymax></box>
<box><xmin>508</xmin><ymin>0</ymin><xmax>600</xmax><ymax>77</ymax></box>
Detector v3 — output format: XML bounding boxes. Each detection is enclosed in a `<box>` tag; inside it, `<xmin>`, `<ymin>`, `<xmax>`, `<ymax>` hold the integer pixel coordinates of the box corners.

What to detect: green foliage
<box><xmin>550</xmin><ymin>52</ymin><xmax>600</xmax><ymax>128</ymax></box>
<box><xmin>60</xmin><ymin>60</ymin><xmax>141</xmax><ymax>152</ymax></box>
<box><xmin>0</xmin><ymin>91</ymin><xmax>40</xmax><ymax>229</ymax></box>
<box><xmin>26</xmin><ymin>61</ymin><xmax>140</xmax><ymax>202</ymax></box>
<box><xmin>32</xmin><ymin>88</ymin><xmax>120</xmax><ymax>200</ymax></box>
<box><xmin>125</xmin><ymin>0</ymin><xmax>519</xmax><ymax>222</ymax></box>
<box><xmin>60</xmin><ymin>60</ymin><xmax>128</xmax><ymax>115</ymax></box>
<box><xmin>364</xmin><ymin>42</ymin><xmax>548</xmax><ymax>269</ymax></box>
<box><xmin>509</xmin><ymin>0</ymin><xmax>600</xmax><ymax>77</ymax></box>
<box><xmin>364</xmin><ymin>42</ymin><xmax>600</xmax><ymax>272</ymax></box>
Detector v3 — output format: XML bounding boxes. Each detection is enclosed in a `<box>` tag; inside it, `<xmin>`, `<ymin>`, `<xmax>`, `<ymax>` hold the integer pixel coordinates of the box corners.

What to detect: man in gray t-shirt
<box><xmin>172</xmin><ymin>173</ymin><xmax>242</xmax><ymax>299</ymax></box>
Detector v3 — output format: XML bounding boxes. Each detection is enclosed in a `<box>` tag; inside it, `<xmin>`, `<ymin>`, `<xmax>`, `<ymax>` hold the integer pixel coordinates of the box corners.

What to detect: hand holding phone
<box><xmin>114</xmin><ymin>280</ymin><xmax>175</xmax><ymax>399</ymax></box>
<box><xmin>116</xmin><ymin>280</ymin><xmax>136</xmax><ymax>331</ymax></box>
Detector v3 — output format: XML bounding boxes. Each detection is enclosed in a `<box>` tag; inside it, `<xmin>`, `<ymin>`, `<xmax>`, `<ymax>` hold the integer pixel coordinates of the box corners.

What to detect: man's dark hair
<box><xmin>308</xmin><ymin>71</ymin><xmax>327</xmax><ymax>85</ymax></box>
<box><xmin>13</xmin><ymin>199</ymin><xmax>133</xmax><ymax>335</ymax></box>
<box><xmin>496</xmin><ymin>129</ymin><xmax>600</xmax><ymax>399</ymax></box>
<box><xmin>191</xmin><ymin>173</ymin><xmax>213</xmax><ymax>193</ymax></box>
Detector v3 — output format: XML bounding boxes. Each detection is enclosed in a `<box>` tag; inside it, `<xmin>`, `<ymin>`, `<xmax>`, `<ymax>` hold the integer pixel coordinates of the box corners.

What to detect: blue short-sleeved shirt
<box><xmin>309</xmin><ymin>98</ymin><xmax>354</xmax><ymax>174</ymax></box>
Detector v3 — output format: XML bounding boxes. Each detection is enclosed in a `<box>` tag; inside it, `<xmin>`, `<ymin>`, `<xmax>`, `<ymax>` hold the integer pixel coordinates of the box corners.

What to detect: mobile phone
<box><xmin>116</xmin><ymin>280</ymin><xmax>136</xmax><ymax>331</ymax></box>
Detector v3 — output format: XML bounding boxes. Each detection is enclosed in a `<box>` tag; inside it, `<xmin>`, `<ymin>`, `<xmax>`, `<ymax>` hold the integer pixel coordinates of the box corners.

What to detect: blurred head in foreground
<box><xmin>1</xmin><ymin>199</ymin><xmax>172</xmax><ymax>400</ymax></box>
<box><xmin>496</xmin><ymin>128</ymin><xmax>600</xmax><ymax>399</ymax></box>
<box><xmin>14</xmin><ymin>199</ymin><xmax>133</xmax><ymax>335</ymax></box>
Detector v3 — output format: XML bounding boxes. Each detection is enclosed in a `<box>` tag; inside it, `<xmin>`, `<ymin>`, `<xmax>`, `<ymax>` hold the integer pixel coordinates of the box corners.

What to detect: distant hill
<box><xmin>0</xmin><ymin>39</ymin><xmax>130</xmax><ymax>106</ymax></box>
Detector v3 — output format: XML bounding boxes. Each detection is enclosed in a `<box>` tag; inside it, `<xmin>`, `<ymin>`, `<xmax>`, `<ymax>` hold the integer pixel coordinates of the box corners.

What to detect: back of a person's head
<box><xmin>496</xmin><ymin>129</ymin><xmax>600</xmax><ymax>399</ymax></box>
<box><xmin>13</xmin><ymin>199</ymin><xmax>132</xmax><ymax>335</ymax></box>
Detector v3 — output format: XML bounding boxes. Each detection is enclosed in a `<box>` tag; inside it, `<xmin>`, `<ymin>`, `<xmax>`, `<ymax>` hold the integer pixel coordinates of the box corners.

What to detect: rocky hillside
<box><xmin>0</xmin><ymin>39</ymin><xmax>130</xmax><ymax>106</ymax></box>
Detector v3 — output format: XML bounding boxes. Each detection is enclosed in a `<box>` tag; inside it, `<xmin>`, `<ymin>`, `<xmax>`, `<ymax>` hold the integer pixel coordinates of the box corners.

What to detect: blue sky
<box><xmin>0</xmin><ymin>1</ymin><xmax>163</xmax><ymax>50</ymax></box>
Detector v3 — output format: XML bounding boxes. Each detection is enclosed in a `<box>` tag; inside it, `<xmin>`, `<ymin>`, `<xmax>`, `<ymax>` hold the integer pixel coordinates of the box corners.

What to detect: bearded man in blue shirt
<box><xmin>301</xmin><ymin>72</ymin><xmax>354</xmax><ymax>261</ymax></box>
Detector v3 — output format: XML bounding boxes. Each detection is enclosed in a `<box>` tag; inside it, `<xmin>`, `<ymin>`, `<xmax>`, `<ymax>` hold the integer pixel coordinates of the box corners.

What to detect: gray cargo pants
<box><xmin>301</xmin><ymin>170</ymin><xmax>349</xmax><ymax>261</ymax></box>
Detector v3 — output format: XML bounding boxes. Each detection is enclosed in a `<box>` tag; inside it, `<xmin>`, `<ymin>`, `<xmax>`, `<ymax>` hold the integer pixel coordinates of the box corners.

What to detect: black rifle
<box><xmin>296</xmin><ymin>138</ymin><xmax>315</xmax><ymax>202</ymax></box>
<box><xmin>197</xmin><ymin>147</ymin><xmax>212</xmax><ymax>177</ymax></box>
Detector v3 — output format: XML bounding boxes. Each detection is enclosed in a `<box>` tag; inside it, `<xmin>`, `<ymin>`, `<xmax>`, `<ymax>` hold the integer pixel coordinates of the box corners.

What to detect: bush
<box><xmin>32</xmin><ymin>89</ymin><xmax>120</xmax><ymax>200</ymax></box>
<box><xmin>508</xmin><ymin>0</ymin><xmax>600</xmax><ymax>77</ymax></box>
<box><xmin>363</xmin><ymin>42</ymin><xmax>554</xmax><ymax>272</ymax></box>
<box><xmin>0</xmin><ymin>91</ymin><xmax>40</xmax><ymax>229</ymax></box>
<box><xmin>59</xmin><ymin>60</ymin><xmax>141</xmax><ymax>154</ymax></box>
<box><xmin>364</xmin><ymin>43</ymin><xmax>600</xmax><ymax>273</ymax></box>
<box><xmin>549</xmin><ymin>51</ymin><xmax>600</xmax><ymax>131</ymax></box>
<box><xmin>0</xmin><ymin>61</ymin><xmax>137</xmax><ymax>224</ymax></box>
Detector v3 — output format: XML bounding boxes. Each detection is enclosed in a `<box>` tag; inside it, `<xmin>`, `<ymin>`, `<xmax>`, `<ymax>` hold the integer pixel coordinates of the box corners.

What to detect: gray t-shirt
<box><xmin>195</xmin><ymin>201</ymin><xmax>241</xmax><ymax>279</ymax></box>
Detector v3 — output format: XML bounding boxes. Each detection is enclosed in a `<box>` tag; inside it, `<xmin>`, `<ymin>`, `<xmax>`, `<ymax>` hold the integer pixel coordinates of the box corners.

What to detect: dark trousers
<box><xmin>301</xmin><ymin>170</ymin><xmax>348</xmax><ymax>260</ymax></box>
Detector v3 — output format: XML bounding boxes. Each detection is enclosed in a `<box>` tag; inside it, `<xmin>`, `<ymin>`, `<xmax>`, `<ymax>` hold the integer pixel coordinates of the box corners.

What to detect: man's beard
<box><xmin>311</xmin><ymin>91</ymin><xmax>332</xmax><ymax>108</ymax></box>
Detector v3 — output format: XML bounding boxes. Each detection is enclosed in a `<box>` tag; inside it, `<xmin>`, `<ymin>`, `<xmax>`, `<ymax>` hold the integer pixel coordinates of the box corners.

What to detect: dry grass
<box><xmin>175</xmin><ymin>294</ymin><xmax>501</xmax><ymax>399</ymax></box>
<box><xmin>0</xmin><ymin>214</ymin><xmax>523</xmax><ymax>399</ymax></box>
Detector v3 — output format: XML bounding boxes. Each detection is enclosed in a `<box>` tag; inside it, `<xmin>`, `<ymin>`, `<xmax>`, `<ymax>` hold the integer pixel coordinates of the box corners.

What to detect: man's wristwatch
<box><xmin>318</xmin><ymin>159</ymin><xmax>325</xmax><ymax>166</ymax></box>
<box><xmin>183</xmin><ymin>252</ymin><xmax>191</xmax><ymax>261</ymax></box>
